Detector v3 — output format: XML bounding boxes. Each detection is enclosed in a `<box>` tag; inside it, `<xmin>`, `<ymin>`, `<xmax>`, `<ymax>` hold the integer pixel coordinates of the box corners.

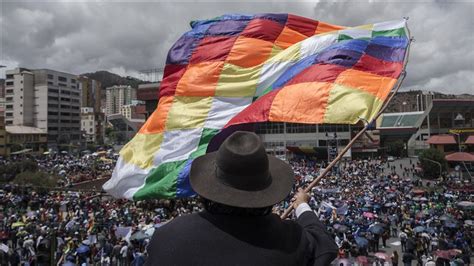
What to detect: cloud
<box><xmin>1</xmin><ymin>1</ymin><xmax>473</xmax><ymax>94</ymax></box>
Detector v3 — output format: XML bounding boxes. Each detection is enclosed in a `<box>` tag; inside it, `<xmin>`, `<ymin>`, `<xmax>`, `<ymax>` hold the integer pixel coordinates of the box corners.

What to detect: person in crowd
<box><xmin>399</xmin><ymin>230</ymin><xmax>407</xmax><ymax>252</ymax></box>
<box><xmin>391</xmin><ymin>250</ymin><xmax>399</xmax><ymax>266</ymax></box>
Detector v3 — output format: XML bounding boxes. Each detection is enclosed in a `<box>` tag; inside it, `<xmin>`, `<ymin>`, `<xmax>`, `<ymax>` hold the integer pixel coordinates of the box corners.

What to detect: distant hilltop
<box><xmin>81</xmin><ymin>70</ymin><xmax>149</xmax><ymax>89</ymax></box>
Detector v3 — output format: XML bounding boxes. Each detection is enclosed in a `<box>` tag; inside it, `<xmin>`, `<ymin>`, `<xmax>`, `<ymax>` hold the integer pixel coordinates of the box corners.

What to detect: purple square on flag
<box><xmin>186</xmin><ymin>22</ymin><xmax>212</xmax><ymax>38</ymax></box>
<box><xmin>317</xmin><ymin>49</ymin><xmax>363</xmax><ymax>68</ymax></box>
<box><xmin>206</xmin><ymin>20</ymin><xmax>249</xmax><ymax>36</ymax></box>
<box><xmin>166</xmin><ymin>35</ymin><xmax>200</xmax><ymax>65</ymax></box>
<box><xmin>255</xmin><ymin>13</ymin><xmax>288</xmax><ymax>25</ymax></box>
<box><xmin>365</xmin><ymin>44</ymin><xmax>406</xmax><ymax>62</ymax></box>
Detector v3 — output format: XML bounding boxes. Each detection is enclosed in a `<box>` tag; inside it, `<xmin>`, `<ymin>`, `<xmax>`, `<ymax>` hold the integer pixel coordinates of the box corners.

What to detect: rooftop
<box><xmin>466</xmin><ymin>135</ymin><xmax>474</xmax><ymax>145</ymax></box>
<box><xmin>445</xmin><ymin>152</ymin><xmax>474</xmax><ymax>162</ymax></box>
<box><xmin>430</xmin><ymin>99</ymin><xmax>474</xmax><ymax>113</ymax></box>
<box><xmin>138</xmin><ymin>82</ymin><xmax>160</xmax><ymax>90</ymax></box>
<box><xmin>426</xmin><ymin>134</ymin><xmax>457</xmax><ymax>145</ymax></box>
<box><xmin>377</xmin><ymin>111</ymin><xmax>424</xmax><ymax>129</ymax></box>
<box><xmin>6</xmin><ymin>126</ymin><xmax>47</xmax><ymax>134</ymax></box>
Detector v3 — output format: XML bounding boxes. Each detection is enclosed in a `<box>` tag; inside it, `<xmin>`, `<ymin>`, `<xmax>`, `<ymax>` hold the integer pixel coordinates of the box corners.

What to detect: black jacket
<box><xmin>146</xmin><ymin>210</ymin><xmax>337</xmax><ymax>266</ymax></box>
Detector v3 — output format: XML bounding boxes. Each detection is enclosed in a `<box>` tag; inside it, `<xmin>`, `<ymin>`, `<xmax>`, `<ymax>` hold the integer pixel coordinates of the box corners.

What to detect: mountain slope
<box><xmin>81</xmin><ymin>71</ymin><xmax>148</xmax><ymax>89</ymax></box>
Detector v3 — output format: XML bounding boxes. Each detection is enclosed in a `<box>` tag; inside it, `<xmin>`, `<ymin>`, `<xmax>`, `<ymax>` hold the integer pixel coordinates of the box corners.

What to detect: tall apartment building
<box><xmin>78</xmin><ymin>76</ymin><xmax>102</xmax><ymax>111</ymax></box>
<box><xmin>0</xmin><ymin>79</ymin><xmax>5</xmax><ymax>108</ymax></box>
<box><xmin>0</xmin><ymin>107</ymin><xmax>6</xmax><ymax>155</ymax></box>
<box><xmin>78</xmin><ymin>76</ymin><xmax>104</xmax><ymax>144</ymax></box>
<box><xmin>81</xmin><ymin>107</ymin><xmax>96</xmax><ymax>143</ymax></box>
<box><xmin>120</xmin><ymin>104</ymin><xmax>146</xmax><ymax>120</ymax></box>
<box><xmin>105</xmin><ymin>85</ymin><xmax>136</xmax><ymax>116</ymax></box>
<box><xmin>4</xmin><ymin>68</ymin><xmax>81</xmax><ymax>148</ymax></box>
<box><xmin>137</xmin><ymin>82</ymin><xmax>160</xmax><ymax>119</ymax></box>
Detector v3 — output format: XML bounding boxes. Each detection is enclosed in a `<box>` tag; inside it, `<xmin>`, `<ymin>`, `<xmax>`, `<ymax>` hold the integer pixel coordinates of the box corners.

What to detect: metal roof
<box><xmin>378</xmin><ymin>111</ymin><xmax>424</xmax><ymax>129</ymax></box>
<box><xmin>466</xmin><ymin>135</ymin><xmax>474</xmax><ymax>145</ymax></box>
<box><xmin>445</xmin><ymin>152</ymin><xmax>474</xmax><ymax>162</ymax></box>
<box><xmin>426</xmin><ymin>135</ymin><xmax>457</xmax><ymax>144</ymax></box>
<box><xmin>430</xmin><ymin>99</ymin><xmax>474</xmax><ymax>113</ymax></box>
<box><xmin>6</xmin><ymin>126</ymin><xmax>47</xmax><ymax>134</ymax></box>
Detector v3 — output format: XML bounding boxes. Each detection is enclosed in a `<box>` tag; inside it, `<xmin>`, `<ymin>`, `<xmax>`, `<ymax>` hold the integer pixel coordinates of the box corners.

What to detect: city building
<box><xmin>255</xmin><ymin>122</ymin><xmax>359</xmax><ymax>160</ymax></box>
<box><xmin>4</xmin><ymin>68</ymin><xmax>81</xmax><ymax>149</ymax></box>
<box><xmin>120</xmin><ymin>104</ymin><xmax>146</xmax><ymax>120</ymax></box>
<box><xmin>378</xmin><ymin>98</ymin><xmax>474</xmax><ymax>156</ymax></box>
<box><xmin>0</xmin><ymin>107</ymin><xmax>6</xmax><ymax>155</ymax></box>
<box><xmin>0</xmin><ymin>79</ymin><xmax>5</xmax><ymax>108</ymax></box>
<box><xmin>105</xmin><ymin>85</ymin><xmax>136</xmax><ymax>116</ymax></box>
<box><xmin>0</xmin><ymin>79</ymin><xmax>4</xmax><ymax>98</ymax></box>
<box><xmin>137</xmin><ymin>82</ymin><xmax>160</xmax><ymax>119</ymax></box>
<box><xmin>81</xmin><ymin>107</ymin><xmax>96</xmax><ymax>143</ymax></box>
<box><xmin>78</xmin><ymin>76</ymin><xmax>102</xmax><ymax>111</ymax></box>
<box><xmin>106</xmin><ymin>113</ymin><xmax>144</xmax><ymax>144</ymax></box>
<box><xmin>78</xmin><ymin>76</ymin><xmax>104</xmax><ymax>144</ymax></box>
<box><xmin>5</xmin><ymin>125</ymin><xmax>48</xmax><ymax>155</ymax></box>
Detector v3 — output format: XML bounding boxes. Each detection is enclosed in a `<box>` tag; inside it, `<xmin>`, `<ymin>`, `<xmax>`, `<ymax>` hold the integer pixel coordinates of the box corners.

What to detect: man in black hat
<box><xmin>146</xmin><ymin>131</ymin><xmax>338</xmax><ymax>265</ymax></box>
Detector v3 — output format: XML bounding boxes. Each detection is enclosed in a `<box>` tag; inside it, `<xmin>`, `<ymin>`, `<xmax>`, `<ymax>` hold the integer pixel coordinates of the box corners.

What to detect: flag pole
<box><xmin>281</xmin><ymin>71</ymin><xmax>407</xmax><ymax>219</ymax></box>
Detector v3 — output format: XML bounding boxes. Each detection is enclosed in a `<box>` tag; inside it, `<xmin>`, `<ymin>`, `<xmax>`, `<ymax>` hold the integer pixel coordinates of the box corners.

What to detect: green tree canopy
<box><xmin>387</xmin><ymin>139</ymin><xmax>405</xmax><ymax>157</ymax></box>
<box><xmin>12</xmin><ymin>171</ymin><xmax>58</xmax><ymax>189</ymax></box>
<box><xmin>419</xmin><ymin>148</ymin><xmax>448</xmax><ymax>179</ymax></box>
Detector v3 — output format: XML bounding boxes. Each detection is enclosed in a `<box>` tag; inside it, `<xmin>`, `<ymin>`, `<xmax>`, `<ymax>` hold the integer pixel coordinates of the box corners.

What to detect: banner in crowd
<box><xmin>104</xmin><ymin>13</ymin><xmax>410</xmax><ymax>200</ymax></box>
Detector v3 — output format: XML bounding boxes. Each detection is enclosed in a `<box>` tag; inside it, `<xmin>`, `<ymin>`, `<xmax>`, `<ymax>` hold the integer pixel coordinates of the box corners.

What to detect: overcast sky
<box><xmin>1</xmin><ymin>0</ymin><xmax>473</xmax><ymax>94</ymax></box>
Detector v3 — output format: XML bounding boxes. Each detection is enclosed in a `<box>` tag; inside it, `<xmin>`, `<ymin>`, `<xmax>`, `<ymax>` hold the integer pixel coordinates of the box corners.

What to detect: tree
<box><xmin>13</xmin><ymin>171</ymin><xmax>58</xmax><ymax>189</ymax></box>
<box><xmin>419</xmin><ymin>148</ymin><xmax>448</xmax><ymax>179</ymax></box>
<box><xmin>387</xmin><ymin>140</ymin><xmax>405</xmax><ymax>157</ymax></box>
<box><xmin>86</xmin><ymin>144</ymin><xmax>98</xmax><ymax>152</ymax></box>
<box><xmin>19</xmin><ymin>159</ymin><xmax>38</xmax><ymax>172</ymax></box>
<box><xmin>0</xmin><ymin>160</ymin><xmax>38</xmax><ymax>183</ymax></box>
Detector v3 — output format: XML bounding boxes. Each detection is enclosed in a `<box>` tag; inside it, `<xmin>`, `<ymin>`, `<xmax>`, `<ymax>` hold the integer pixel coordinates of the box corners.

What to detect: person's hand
<box><xmin>292</xmin><ymin>188</ymin><xmax>310</xmax><ymax>209</ymax></box>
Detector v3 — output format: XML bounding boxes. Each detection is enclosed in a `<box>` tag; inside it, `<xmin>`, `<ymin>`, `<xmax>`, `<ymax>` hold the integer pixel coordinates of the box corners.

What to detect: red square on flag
<box><xmin>286</xmin><ymin>14</ymin><xmax>318</xmax><ymax>37</ymax></box>
<box><xmin>241</xmin><ymin>18</ymin><xmax>284</xmax><ymax>43</ymax></box>
<box><xmin>190</xmin><ymin>36</ymin><xmax>237</xmax><ymax>64</ymax></box>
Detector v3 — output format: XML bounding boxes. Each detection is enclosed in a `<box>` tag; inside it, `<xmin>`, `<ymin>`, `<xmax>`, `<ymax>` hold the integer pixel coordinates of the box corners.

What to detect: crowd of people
<box><xmin>37</xmin><ymin>152</ymin><xmax>117</xmax><ymax>186</ymax></box>
<box><xmin>0</xmin><ymin>153</ymin><xmax>472</xmax><ymax>265</ymax></box>
<box><xmin>276</xmin><ymin>158</ymin><xmax>473</xmax><ymax>265</ymax></box>
<box><xmin>0</xmin><ymin>151</ymin><xmax>116</xmax><ymax>187</ymax></box>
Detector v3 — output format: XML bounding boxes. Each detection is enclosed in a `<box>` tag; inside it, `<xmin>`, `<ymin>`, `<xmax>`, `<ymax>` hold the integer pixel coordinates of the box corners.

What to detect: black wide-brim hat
<box><xmin>190</xmin><ymin>131</ymin><xmax>294</xmax><ymax>208</ymax></box>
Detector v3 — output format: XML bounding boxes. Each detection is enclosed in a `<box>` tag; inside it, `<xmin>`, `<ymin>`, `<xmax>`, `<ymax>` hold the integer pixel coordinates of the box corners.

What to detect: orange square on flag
<box><xmin>273</xmin><ymin>26</ymin><xmax>307</xmax><ymax>49</ymax></box>
<box><xmin>139</xmin><ymin>96</ymin><xmax>174</xmax><ymax>134</ymax></box>
<box><xmin>226</xmin><ymin>36</ymin><xmax>273</xmax><ymax>68</ymax></box>
<box><xmin>175</xmin><ymin>61</ymin><xmax>224</xmax><ymax>97</ymax></box>
<box><xmin>335</xmin><ymin>69</ymin><xmax>397</xmax><ymax>100</ymax></box>
<box><xmin>269</xmin><ymin>82</ymin><xmax>333</xmax><ymax>123</ymax></box>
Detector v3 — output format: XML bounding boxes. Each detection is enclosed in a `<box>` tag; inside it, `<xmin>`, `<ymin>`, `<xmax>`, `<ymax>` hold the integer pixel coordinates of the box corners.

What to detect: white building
<box><xmin>4</xmin><ymin>68</ymin><xmax>81</xmax><ymax>148</ymax></box>
<box><xmin>81</xmin><ymin>107</ymin><xmax>96</xmax><ymax>143</ymax></box>
<box><xmin>120</xmin><ymin>104</ymin><xmax>133</xmax><ymax>120</ymax></box>
<box><xmin>256</xmin><ymin>122</ymin><xmax>353</xmax><ymax>158</ymax></box>
<box><xmin>105</xmin><ymin>85</ymin><xmax>136</xmax><ymax>116</ymax></box>
<box><xmin>78</xmin><ymin>76</ymin><xmax>104</xmax><ymax>144</ymax></box>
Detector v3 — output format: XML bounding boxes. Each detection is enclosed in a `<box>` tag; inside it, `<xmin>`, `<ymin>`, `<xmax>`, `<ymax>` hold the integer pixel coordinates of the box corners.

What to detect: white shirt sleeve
<box><xmin>295</xmin><ymin>203</ymin><xmax>312</xmax><ymax>218</ymax></box>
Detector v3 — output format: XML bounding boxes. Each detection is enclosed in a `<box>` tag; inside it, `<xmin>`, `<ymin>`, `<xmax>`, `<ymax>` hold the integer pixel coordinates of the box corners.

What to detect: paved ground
<box><xmin>383</xmin><ymin>157</ymin><xmax>419</xmax><ymax>177</ymax></box>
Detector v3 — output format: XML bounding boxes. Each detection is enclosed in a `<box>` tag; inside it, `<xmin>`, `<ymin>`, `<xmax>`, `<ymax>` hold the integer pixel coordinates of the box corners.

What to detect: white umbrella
<box><xmin>144</xmin><ymin>227</ymin><xmax>155</xmax><ymax>237</ymax></box>
<box><xmin>464</xmin><ymin>220</ymin><xmax>474</xmax><ymax>226</ymax></box>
